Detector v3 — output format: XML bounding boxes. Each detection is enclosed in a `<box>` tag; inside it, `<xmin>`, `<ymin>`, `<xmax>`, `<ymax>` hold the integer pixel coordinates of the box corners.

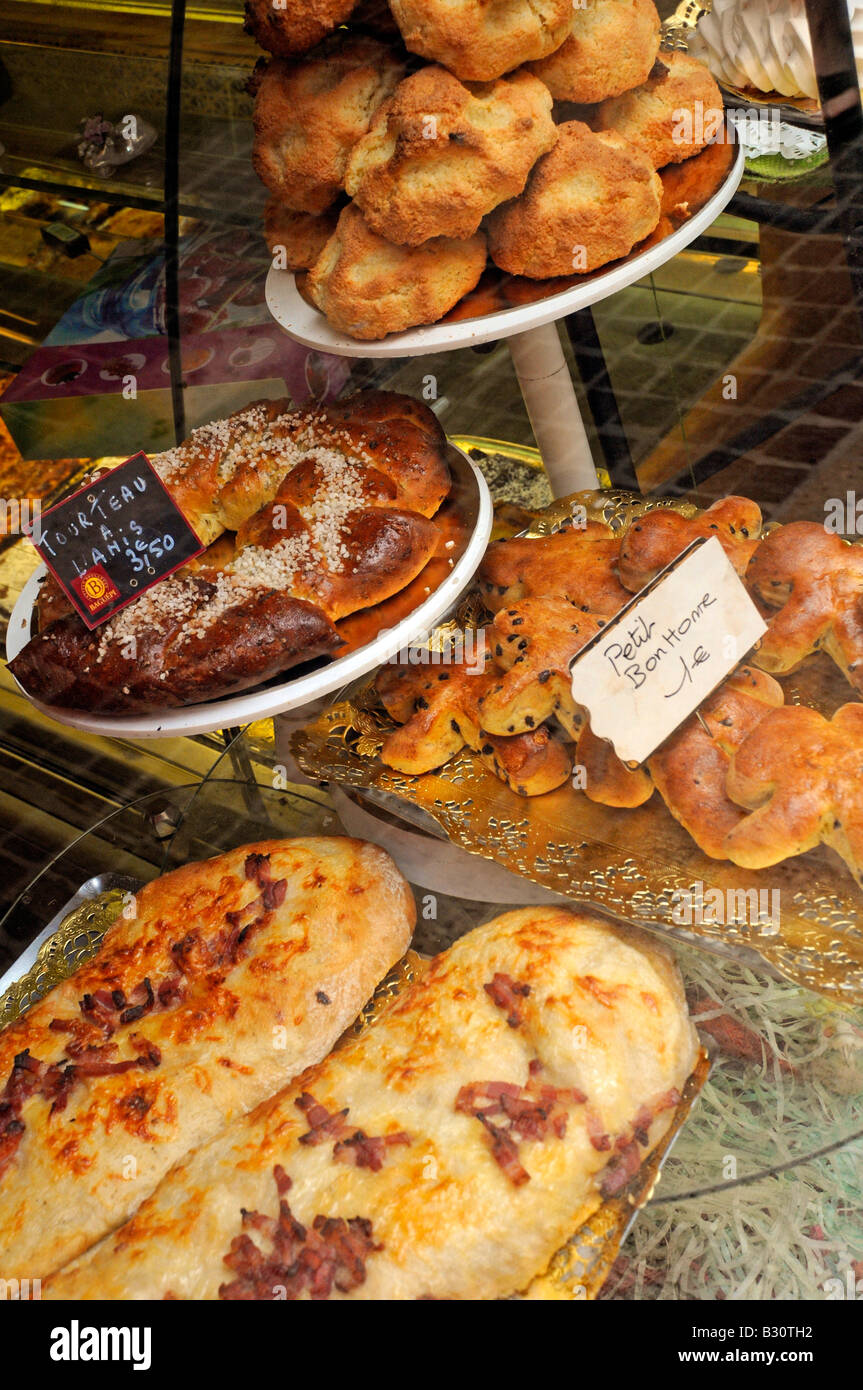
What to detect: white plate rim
<box><xmin>5</xmin><ymin>445</ymin><xmax>493</xmax><ymax>738</ymax></box>
<box><xmin>265</xmin><ymin>144</ymin><xmax>745</xmax><ymax>358</ymax></box>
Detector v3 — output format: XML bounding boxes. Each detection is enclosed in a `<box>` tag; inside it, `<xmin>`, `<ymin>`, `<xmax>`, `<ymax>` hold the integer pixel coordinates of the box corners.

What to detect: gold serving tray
<box><xmin>293</xmin><ymin>489</ymin><xmax>863</xmax><ymax>1005</ymax></box>
<box><xmin>0</xmin><ymin>879</ymin><xmax>709</xmax><ymax>1301</ymax></box>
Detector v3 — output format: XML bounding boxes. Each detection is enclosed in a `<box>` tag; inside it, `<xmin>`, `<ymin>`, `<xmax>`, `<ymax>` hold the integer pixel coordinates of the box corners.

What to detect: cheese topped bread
<box><xmin>46</xmin><ymin>906</ymin><xmax>697</xmax><ymax>1300</ymax></box>
<box><xmin>0</xmin><ymin>837</ymin><xmax>414</xmax><ymax>1281</ymax></box>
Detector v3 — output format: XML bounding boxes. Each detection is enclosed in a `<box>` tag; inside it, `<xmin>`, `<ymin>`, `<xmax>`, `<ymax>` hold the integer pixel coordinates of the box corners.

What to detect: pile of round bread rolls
<box><xmin>247</xmin><ymin>0</ymin><xmax>725</xmax><ymax>339</ymax></box>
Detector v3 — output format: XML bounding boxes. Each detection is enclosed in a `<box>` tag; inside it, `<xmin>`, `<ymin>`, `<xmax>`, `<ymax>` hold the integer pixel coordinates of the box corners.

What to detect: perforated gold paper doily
<box><xmin>0</xmin><ymin>888</ymin><xmax>129</xmax><ymax>1028</ymax></box>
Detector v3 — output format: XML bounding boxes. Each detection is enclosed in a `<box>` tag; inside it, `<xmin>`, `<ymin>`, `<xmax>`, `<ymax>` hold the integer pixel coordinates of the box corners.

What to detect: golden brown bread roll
<box><xmin>476</xmin><ymin>596</ymin><xmax>649</xmax><ymax>812</ymax></box>
<box><xmin>527</xmin><ymin>0</ymin><xmax>661</xmax><ymax>103</ymax></box>
<box><xmin>345</xmin><ymin>65</ymin><xmax>556</xmax><ymax>244</ymax></box>
<box><xmin>746</xmin><ymin>521</ymin><xmax>863</xmax><ymax>693</ymax></box>
<box><xmin>595</xmin><ymin>51</ymin><xmax>724</xmax><ymax>168</ymax></box>
<box><xmin>478</xmin><ymin>597</ymin><xmax>603</xmax><ymax>740</ymax></box>
<box><xmin>45</xmin><ymin>906</ymin><xmax>697</xmax><ymax>1300</ymax></box>
<box><xmin>306</xmin><ymin>203</ymin><xmax>488</xmax><ymax>339</ymax></box>
<box><xmin>724</xmin><ymin>702</ymin><xmax>863</xmax><ymax>883</ymax></box>
<box><xmin>479</xmin><ymin>521</ymin><xmax>630</xmax><ymax>617</ymax></box>
<box><xmin>576</xmin><ymin>720</ymin><xmax>655</xmax><ymax>808</ymax></box>
<box><xmin>389</xmin><ymin>0</ymin><xmax>572</xmax><ymax>81</ymax></box>
<box><xmin>263</xmin><ymin>199</ymin><xmax>342</xmax><ymax>271</ymax></box>
<box><xmin>243</xmin><ymin>0</ymin><xmax>359</xmax><ymax>57</ymax></box>
<box><xmin>618</xmin><ymin>497</ymin><xmax>763</xmax><ymax>592</ymax></box>
<box><xmin>648</xmin><ymin>666</ymin><xmax>785</xmax><ymax>860</ymax></box>
<box><xmin>487</xmin><ymin>121</ymin><xmax>662</xmax><ymax>278</ymax></box>
<box><xmin>376</xmin><ymin>651</ymin><xmax>573</xmax><ymax>795</ymax></box>
<box><xmin>251</xmin><ymin>35</ymin><xmax>405</xmax><ymax>213</ymax></box>
<box><xmin>0</xmin><ymin>837</ymin><xmax>415</xmax><ymax>1281</ymax></box>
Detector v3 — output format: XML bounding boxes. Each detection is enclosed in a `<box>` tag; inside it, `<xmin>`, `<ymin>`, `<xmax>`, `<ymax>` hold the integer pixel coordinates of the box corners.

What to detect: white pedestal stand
<box><xmin>506</xmin><ymin>322</ymin><xmax>598</xmax><ymax>495</ymax></box>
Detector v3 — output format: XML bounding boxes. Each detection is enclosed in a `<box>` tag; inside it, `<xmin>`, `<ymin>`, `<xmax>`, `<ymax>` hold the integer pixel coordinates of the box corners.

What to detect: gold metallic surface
<box><xmin>663</xmin><ymin>0</ymin><xmax>709</xmax><ymax>51</ymax></box>
<box><xmin>0</xmin><ymin>888</ymin><xmax>128</xmax><ymax>1027</ymax></box>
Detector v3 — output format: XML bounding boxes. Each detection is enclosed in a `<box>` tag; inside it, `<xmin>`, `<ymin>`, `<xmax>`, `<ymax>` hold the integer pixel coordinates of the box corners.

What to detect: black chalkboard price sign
<box><xmin>33</xmin><ymin>452</ymin><xmax>205</xmax><ymax>629</ymax></box>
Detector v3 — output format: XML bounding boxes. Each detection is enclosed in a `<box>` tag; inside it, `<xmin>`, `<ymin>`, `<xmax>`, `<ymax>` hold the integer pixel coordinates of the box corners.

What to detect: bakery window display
<box><xmin>249</xmin><ymin>0</ymin><xmax>737</xmax><ymax>340</ymax></box>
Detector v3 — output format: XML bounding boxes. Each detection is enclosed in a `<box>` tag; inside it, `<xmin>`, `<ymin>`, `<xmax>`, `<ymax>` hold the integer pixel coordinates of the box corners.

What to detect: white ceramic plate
<box><xmin>266</xmin><ymin>144</ymin><xmax>745</xmax><ymax>358</ymax></box>
<box><xmin>5</xmin><ymin>445</ymin><xmax>493</xmax><ymax>739</ymax></box>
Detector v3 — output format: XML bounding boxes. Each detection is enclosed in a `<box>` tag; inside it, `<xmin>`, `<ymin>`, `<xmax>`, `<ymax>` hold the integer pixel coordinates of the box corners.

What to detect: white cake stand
<box><xmin>5</xmin><ymin>444</ymin><xmax>492</xmax><ymax>739</ymax></box>
<box><xmin>266</xmin><ymin>143</ymin><xmax>745</xmax><ymax>498</ymax></box>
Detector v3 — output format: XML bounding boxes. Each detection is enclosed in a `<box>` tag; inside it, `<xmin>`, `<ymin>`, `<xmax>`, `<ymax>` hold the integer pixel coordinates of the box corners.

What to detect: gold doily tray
<box><xmin>294</xmin><ymin>489</ymin><xmax>863</xmax><ymax>1006</ymax></box>
<box><xmin>0</xmin><ymin>874</ymin><xmax>709</xmax><ymax>1301</ymax></box>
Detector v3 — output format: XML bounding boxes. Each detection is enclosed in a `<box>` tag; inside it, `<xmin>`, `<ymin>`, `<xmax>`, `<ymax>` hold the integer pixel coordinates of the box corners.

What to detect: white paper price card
<box><xmin>569</xmin><ymin>536</ymin><xmax>767</xmax><ymax>765</ymax></box>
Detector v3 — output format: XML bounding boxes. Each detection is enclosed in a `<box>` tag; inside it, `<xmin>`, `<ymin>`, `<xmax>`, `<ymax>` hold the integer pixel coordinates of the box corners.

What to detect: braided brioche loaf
<box><xmin>10</xmin><ymin>391</ymin><xmax>451</xmax><ymax>714</ymax></box>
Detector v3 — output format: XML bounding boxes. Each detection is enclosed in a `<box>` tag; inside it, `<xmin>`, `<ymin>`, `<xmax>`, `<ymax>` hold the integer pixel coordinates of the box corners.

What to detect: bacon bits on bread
<box><xmin>595</xmin><ymin>52</ymin><xmax>724</xmax><ymax>168</ymax></box>
<box><xmin>45</xmin><ymin>907</ymin><xmax>697</xmax><ymax>1300</ymax></box>
<box><xmin>345</xmin><ymin>66</ymin><xmax>556</xmax><ymax>245</ymax></box>
<box><xmin>526</xmin><ymin>0</ymin><xmax>661</xmax><ymax>104</ymax></box>
<box><xmin>487</xmin><ymin>122</ymin><xmax>662</xmax><ymax>278</ymax></box>
<box><xmin>0</xmin><ymin>838</ymin><xmax>415</xmax><ymax>1282</ymax></box>
<box><xmin>251</xmin><ymin>37</ymin><xmax>405</xmax><ymax>213</ymax></box>
<box><xmin>388</xmin><ymin>0</ymin><xmax>573</xmax><ymax>82</ymax></box>
<box><xmin>306</xmin><ymin>203</ymin><xmax>488</xmax><ymax>339</ymax></box>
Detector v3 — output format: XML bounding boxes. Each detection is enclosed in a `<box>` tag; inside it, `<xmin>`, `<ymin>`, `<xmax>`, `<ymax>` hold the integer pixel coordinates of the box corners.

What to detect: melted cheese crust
<box><xmin>47</xmin><ymin>907</ymin><xmax>696</xmax><ymax>1300</ymax></box>
<box><xmin>0</xmin><ymin>837</ymin><xmax>414</xmax><ymax>1279</ymax></box>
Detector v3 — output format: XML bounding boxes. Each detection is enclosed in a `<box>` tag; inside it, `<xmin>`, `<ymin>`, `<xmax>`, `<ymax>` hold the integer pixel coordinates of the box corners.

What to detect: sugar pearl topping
<box><xmin>102</xmin><ymin>409</ymin><xmax>393</xmax><ymax>656</ymax></box>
